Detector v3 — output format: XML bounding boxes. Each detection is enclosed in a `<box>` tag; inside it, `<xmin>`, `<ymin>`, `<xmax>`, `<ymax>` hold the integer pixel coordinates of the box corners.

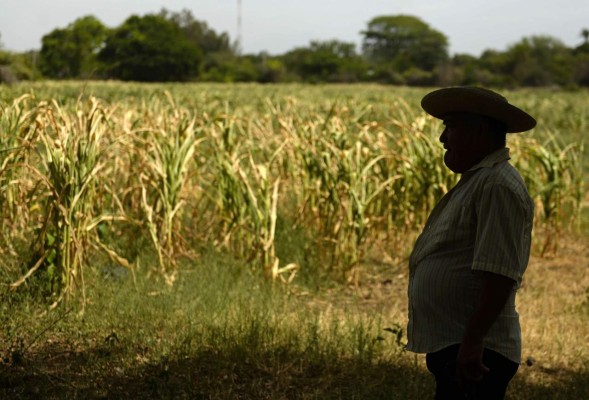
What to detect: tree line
<box><xmin>1</xmin><ymin>9</ymin><xmax>589</xmax><ymax>87</ymax></box>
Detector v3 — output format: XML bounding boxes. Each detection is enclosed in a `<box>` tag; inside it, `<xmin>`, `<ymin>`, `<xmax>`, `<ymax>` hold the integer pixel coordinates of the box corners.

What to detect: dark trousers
<box><xmin>425</xmin><ymin>344</ymin><xmax>519</xmax><ymax>400</ymax></box>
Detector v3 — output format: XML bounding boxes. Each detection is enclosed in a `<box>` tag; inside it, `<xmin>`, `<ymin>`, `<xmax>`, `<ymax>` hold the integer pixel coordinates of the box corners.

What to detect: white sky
<box><xmin>1</xmin><ymin>0</ymin><xmax>588</xmax><ymax>56</ymax></box>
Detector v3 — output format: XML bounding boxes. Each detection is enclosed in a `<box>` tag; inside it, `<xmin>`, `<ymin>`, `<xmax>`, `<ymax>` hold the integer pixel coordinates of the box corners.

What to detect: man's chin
<box><xmin>443</xmin><ymin>153</ymin><xmax>455</xmax><ymax>171</ymax></box>
<box><xmin>443</xmin><ymin>155</ymin><xmax>464</xmax><ymax>174</ymax></box>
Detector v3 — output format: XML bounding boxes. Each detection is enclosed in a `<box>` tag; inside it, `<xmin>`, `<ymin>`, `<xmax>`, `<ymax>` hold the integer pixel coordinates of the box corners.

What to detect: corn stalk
<box><xmin>10</xmin><ymin>97</ymin><xmax>127</xmax><ymax>306</ymax></box>
<box><xmin>137</xmin><ymin>103</ymin><xmax>203</xmax><ymax>280</ymax></box>
<box><xmin>515</xmin><ymin>134</ymin><xmax>584</xmax><ymax>255</ymax></box>
<box><xmin>338</xmin><ymin>141</ymin><xmax>401</xmax><ymax>278</ymax></box>
<box><xmin>0</xmin><ymin>94</ymin><xmax>39</xmax><ymax>231</ymax></box>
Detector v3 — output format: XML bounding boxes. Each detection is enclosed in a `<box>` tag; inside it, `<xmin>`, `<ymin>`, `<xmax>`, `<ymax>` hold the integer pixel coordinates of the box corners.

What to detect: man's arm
<box><xmin>457</xmin><ymin>271</ymin><xmax>516</xmax><ymax>384</ymax></box>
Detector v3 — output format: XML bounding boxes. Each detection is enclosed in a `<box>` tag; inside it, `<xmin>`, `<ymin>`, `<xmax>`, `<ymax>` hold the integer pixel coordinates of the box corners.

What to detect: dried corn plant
<box><xmin>0</xmin><ymin>83</ymin><xmax>584</xmax><ymax>298</ymax></box>
<box><xmin>512</xmin><ymin>133</ymin><xmax>584</xmax><ymax>255</ymax></box>
<box><xmin>204</xmin><ymin>112</ymin><xmax>290</xmax><ymax>277</ymax></box>
<box><xmin>0</xmin><ymin>95</ymin><xmax>40</xmax><ymax>237</ymax></box>
<box><xmin>134</xmin><ymin>95</ymin><xmax>204</xmax><ymax>281</ymax></box>
<box><xmin>10</xmin><ymin>97</ymin><xmax>129</xmax><ymax>306</ymax></box>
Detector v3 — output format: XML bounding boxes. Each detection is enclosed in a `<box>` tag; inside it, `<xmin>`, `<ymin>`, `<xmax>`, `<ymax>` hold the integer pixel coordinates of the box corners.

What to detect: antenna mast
<box><xmin>237</xmin><ymin>0</ymin><xmax>242</xmax><ymax>54</ymax></box>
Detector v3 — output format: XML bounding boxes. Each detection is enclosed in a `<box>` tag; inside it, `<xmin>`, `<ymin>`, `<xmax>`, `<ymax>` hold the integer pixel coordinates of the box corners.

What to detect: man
<box><xmin>406</xmin><ymin>87</ymin><xmax>536</xmax><ymax>399</ymax></box>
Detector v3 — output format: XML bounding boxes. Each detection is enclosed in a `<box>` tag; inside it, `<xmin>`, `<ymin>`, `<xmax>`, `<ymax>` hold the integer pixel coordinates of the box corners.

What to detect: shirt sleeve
<box><xmin>472</xmin><ymin>182</ymin><xmax>531</xmax><ymax>284</ymax></box>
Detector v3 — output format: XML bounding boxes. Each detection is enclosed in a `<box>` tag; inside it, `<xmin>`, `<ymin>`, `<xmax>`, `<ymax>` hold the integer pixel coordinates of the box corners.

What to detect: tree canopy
<box><xmin>39</xmin><ymin>15</ymin><xmax>108</xmax><ymax>78</ymax></box>
<box><xmin>3</xmin><ymin>11</ymin><xmax>589</xmax><ymax>87</ymax></box>
<box><xmin>160</xmin><ymin>9</ymin><xmax>234</xmax><ymax>55</ymax></box>
<box><xmin>504</xmin><ymin>36</ymin><xmax>574</xmax><ymax>86</ymax></box>
<box><xmin>98</xmin><ymin>14</ymin><xmax>202</xmax><ymax>82</ymax></box>
<box><xmin>282</xmin><ymin>40</ymin><xmax>366</xmax><ymax>82</ymax></box>
<box><xmin>361</xmin><ymin>15</ymin><xmax>449</xmax><ymax>72</ymax></box>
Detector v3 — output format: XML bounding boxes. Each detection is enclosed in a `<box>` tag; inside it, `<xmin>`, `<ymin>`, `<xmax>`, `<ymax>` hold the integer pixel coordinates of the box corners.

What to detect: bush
<box><xmin>0</xmin><ymin>51</ymin><xmax>41</xmax><ymax>82</ymax></box>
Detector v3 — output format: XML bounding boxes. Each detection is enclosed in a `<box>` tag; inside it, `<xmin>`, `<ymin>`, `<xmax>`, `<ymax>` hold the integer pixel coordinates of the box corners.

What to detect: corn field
<box><xmin>0</xmin><ymin>82</ymin><xmax>586</xmax><ymax>302</ymax></box>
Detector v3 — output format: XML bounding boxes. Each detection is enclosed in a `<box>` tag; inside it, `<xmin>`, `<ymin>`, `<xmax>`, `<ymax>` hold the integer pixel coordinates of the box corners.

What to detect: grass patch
<box><xmin>0</xmin><ymin>249</ymin><xmax>430</xmax><ymax>399</ymax></box>
<box><xmin>2</xmin><ymin>236</ymin><xmax>589</xmax><ymax>399</ymax></box>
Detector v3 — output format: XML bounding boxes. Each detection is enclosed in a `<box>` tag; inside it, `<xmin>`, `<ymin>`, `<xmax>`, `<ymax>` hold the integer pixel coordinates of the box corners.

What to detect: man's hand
<box><xmin>457</xmin><ymin>339</ymin><xmax>490</xmax><ymax>387</ymax></box>
<box><xmin>457</xmin><ymin>272</ymin><xmax>515</xmax><ymax>391</ymax></box>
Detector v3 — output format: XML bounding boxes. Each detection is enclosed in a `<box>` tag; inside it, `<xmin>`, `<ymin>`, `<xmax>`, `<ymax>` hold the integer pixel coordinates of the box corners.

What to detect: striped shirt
<box><xmin>406</xmin><ymin>147</ymin><xmax>534</xmax><ymax>363</ymax></box>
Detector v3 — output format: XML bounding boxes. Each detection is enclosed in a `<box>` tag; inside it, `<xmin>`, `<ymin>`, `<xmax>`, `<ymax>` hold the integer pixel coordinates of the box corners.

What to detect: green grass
<box><xmin>2</xmin><ymin>241</ymin><xmax>589</xmax><ymax>399</ymax></box>
<box><xmin>1</xmin><ymin>250</ymin><xmax>431</xmax><ymax>399</ymax></box>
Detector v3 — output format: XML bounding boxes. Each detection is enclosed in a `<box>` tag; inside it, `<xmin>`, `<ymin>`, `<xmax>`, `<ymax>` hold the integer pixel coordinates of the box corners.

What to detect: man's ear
<box><xmin>476</xmin><ymin>120</ymin><xmax>493</xmax><ymax>143</ymax></box>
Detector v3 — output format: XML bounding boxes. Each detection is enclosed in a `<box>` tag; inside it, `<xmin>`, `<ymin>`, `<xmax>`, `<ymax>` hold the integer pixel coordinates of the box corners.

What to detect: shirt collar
<box><xmin>465</xmin><ymin>147</ymin><xmax>511</xmax><ymax>174</ymax></box>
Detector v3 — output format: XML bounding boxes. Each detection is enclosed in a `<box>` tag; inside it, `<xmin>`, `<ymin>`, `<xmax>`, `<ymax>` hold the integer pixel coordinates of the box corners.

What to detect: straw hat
<box><xmin>421</xmin><ymin>86</ymin><xmax>536</xmax><ymax>133</ymax></box>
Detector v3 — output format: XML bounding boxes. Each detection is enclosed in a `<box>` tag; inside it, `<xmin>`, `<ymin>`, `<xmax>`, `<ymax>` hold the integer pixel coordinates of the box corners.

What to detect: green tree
<box><xmin>39</xmin><ymin>15</ymin><xmax>108</xmax><ymax>79</ymax></box>
<box><xmin>573</xmin><ymin>29</ymin><xmax>589</xmax><ymax>86</ymax></box>
<box><xmin>444</xmin><ymin>52</ymin><xmax>507</xmax><ymax>87</ymax></box>
<box><xmin>575</xmin><ymin>28</ymin><xmax>589</xmax><ymax>55</ymax></box>
<box><xmin>282</xmin><ymin>40</ymin><xmax>367</xmax><ymax>82</ymax></box>
<box><xmin>1</xmin><ymin>51</ymin><xmax>41</xmax><ymax>82</ymax></box>
<box><xmin>159</xmin><ymin>9</ymin><xmax>246</xmax><ymax>82</ymax></box>
<box><xmin>500</xmin><ymin>36</ymin><xmax>574</xmax><ymax>86</ymax></box>
<box><xmin>448</xmin><ymin>54</ymin><xmax>480</xmax><ymax>85</ymax></box>
<box><xmin>99</xmin><ymin>14</ymin><xmax>202</xmax><ymax>82</ymax></box>
<box><xmin>1</xmin><ymin>33</ymin><xmax>41</xmax><ymax>82</ymax></box>
<box><xmin>475</xmin><ymin>50</ymin><xmax>511</xmax><ymax>86</ymax></box>
<box><xmin>361</xmin><ymin>15</ymin><xmax>448</xmax><ymax>73</ymax></box>
<box><xmin>254</xmin><ymin>54</ymin><xmax>288</xmax><ymax>83</ymax></box>
<box><xmin>198</xmin><ymin>52</ymin><xmax>260</xmax><ymax>82</ymax></box>
<box><xmin>159</xmin><ymin>8</ymin><xmax>233</xmax><ymax>54</ymax></box>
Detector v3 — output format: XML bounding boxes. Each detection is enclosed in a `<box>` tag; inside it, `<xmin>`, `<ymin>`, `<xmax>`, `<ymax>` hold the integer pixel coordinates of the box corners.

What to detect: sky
<box><xmin>1</xmin><ymin>0</ymin><xmax>588</xmax><ymax>56</ymax></box>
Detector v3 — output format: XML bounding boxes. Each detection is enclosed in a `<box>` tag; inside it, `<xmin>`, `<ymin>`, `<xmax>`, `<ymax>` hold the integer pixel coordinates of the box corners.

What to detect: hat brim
<box><xmin>421</xmin><ymin>87</ymin><xmax>536</xmax><ymax>133</ymax></box>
